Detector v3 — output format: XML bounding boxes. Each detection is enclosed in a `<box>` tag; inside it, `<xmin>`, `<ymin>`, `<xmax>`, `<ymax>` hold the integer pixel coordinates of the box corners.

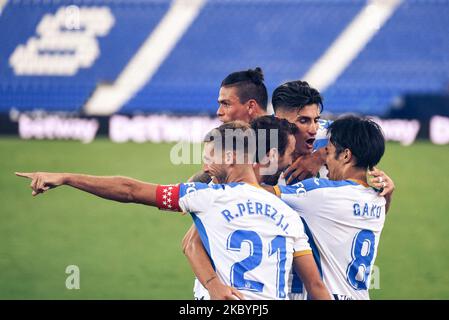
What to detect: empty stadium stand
<box><xmin>0</xmin><ymin>0</ymin><xmax>448</xmax><ymax>116</ymax></box>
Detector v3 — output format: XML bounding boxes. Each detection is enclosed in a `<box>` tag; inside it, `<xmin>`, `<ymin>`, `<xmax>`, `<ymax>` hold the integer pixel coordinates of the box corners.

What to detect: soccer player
<box><xmin>271</xmin><ymin>83</ymin><xmax>394</xmax><ymax>299</ymax></box>
<box><xmin>216</xmin><ymin>67</ymin><xmax>268</xmax><ymax>123</ymax></box>
<box><xmin>183</xmin><ymin>67</ymin><xmax>271</xmax><ymax>297</ymax></box>
<box><xmin>185</xmin><ymin>79</ymin><xmax>394</xmax><ymax>299</ymax></box>
<box><xmin>16</xmin><ymin>121</ymin><xmax>331</xmax><ymax>300</ymax></box>
<box><xmin>272</xmin><ymin>80</ymin><xmax>394</xmax><ymax>193</ymax></box>
<box><xmin>269</xmin><ymin>116</ymin><xmax>391</xmax><ymax>300</ymax></box>
<box><xmin>188</xmin><ymin>67</ymin><xmax>269</xmax><ymax>183</ymax></box>
<box><xmin>186</xmin><ymin>116</ymin><xmax>299</xmax><ymax>299</ymax></box>
<box><xmin>272</xmin><ymin>80</ymin><xmax>329</xmax><ymax>183</ymax></box>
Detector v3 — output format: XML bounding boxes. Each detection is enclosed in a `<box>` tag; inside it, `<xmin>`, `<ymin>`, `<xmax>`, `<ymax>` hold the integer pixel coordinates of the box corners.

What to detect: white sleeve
<box><xmin>293</xmin><ymin>219</ymin><xmax>312</xmax><ymax>256</ymax></box>
<box><xmin>178</xmin><ymin>182</ymin><xmax>213</xmax><ymax>214</ymax></box>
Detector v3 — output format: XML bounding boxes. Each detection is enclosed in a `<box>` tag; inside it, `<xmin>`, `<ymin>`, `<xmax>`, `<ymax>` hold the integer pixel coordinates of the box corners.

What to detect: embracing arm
<box><xmin>368</xmin><ymin>167</ymin><xmax>395</xmax><ymax>214</ymax></box>
<box><xmin>293</xmin><ymin>254</ymin><xmax>331</xmax><ymax>300</ymax></box>
<box><xmin>284</xmin><ymin>148</ymin><xmax>326</xmax><ymax>184</ymax></box>
<box><xmin>182</xmin><ymin>224</ymin><xmax>216</xmax><ymax>287</ymax></box>
<box><xmin>16</xmin><ymin>172</ymin><xmax>157</xmax><ymax>206</ymax></box>
<box><xmin>182</xmin><ymin>224</ymin><xmax>244</xmax><ymax>300</ymax></box>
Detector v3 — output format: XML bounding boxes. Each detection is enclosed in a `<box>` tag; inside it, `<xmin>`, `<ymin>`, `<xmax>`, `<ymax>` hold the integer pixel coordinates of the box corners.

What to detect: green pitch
<box><xmin>1</xmin><ymin>137</ymin><xmax>448</xmax><ymax>299</ymax></box>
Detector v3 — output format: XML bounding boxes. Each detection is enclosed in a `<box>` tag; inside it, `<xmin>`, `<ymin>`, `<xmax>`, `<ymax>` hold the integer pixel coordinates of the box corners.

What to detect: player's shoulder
<box><xmin>303</xmin><ymin>178</ymin><xmax>359</xmax><ymax>190</ymax></box>
<box><xmin>314</xmin><ymin>119</ymin><xmax>333</xmax><ymax>150</ymax></box>
<box><xmin>179</xmin><ymin>182</ymin><xmax>214</xmax><ymax>197</ymax></box>
<box><xmin>318</xmin><ymin>118</ymin><xmax>333</xmax><ymax>129</ymax></box>
<box><xmin>179</xmin><ymin>181</ymin><xmax>247</xmax><ymax>196</ymax></box>
<box><xmin>279</xmin><ymin>178</ymin><xmax>359</xmax><ymax>194</ymax></box>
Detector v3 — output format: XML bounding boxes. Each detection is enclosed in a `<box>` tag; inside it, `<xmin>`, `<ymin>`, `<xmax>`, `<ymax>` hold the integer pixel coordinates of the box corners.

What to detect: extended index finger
<box><xmin>15</xmin><ymin>172</ymin><xmax>34</xmax><ymax>179</ymax></box>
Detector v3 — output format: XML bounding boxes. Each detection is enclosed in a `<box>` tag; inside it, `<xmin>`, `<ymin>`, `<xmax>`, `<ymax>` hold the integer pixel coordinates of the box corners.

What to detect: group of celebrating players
<box><xmin>16</xmin><ymin>67</ymin><xmax>395</xmax><ymax>300</ymax></box>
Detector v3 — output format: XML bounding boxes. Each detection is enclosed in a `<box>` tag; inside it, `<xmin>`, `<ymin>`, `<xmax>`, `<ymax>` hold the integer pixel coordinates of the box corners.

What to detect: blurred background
<box><xmin>1</xmin><ymin>0</ymin><xmax>448</xmax><ymax>299</ymax></box>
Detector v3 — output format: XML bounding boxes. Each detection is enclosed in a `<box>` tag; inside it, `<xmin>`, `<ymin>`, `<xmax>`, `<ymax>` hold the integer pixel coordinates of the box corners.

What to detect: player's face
<box><xmin>278</xmin><ymin>134</ymin><xmax>296</xmax><ymax>173</ymax></box>
<box><xmin>261</xmin><ymin>134</ymin><xmax>296</xmax><ymax>185</ymax></box>
<box><xmin>202</xmin><ymin>142</ymin><xmax>227</xmax><ymax>183</ymax></box>
<box><xmin>276</xmin><ymin>104</ymin><xmax>320</xmax><ymax>157</ymax></box>
<box><xmin>217</xmin><ymin>86</ymin><xmax>251</xmax><ymax>123</ymax></box>
<box><xmin>325</xmin><ymin>142</ymin><xmax>345</xmax><ymax>180</ymax></box>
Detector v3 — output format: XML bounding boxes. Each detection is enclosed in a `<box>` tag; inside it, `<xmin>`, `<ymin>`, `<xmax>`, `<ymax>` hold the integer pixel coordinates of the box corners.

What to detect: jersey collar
<box><xmin>347</xmin><ymin>178</ymin><xmax>370</xmax><ymax>188</ymax></box>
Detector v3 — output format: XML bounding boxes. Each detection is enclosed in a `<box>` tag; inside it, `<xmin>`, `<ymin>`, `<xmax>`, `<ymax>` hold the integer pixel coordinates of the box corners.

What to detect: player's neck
<box><xmin>225</xmin><ymin>164</ymin><xmax>260</xmax><ymax>185</ymax></box>
<box><xmin>252</xmin><ymin>164</ymin><xmax>262</xmax><ymax>184</ymax></box>
<box><xmin>251</xmin><ymin>109</ymin><xmax>267</xmax><ymax>120</ymax></box>
<box><xmin>342</xmin><ymin>166</ymin><xmax>368</xmax><ymax>185</ymax></box>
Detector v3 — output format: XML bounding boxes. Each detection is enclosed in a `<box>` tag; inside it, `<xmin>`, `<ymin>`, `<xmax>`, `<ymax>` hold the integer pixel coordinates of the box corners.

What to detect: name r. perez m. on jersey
<box><xmin>220</xmin><ymin>200</ymin><xmax>291</xmax><ymax>234</ymax></box>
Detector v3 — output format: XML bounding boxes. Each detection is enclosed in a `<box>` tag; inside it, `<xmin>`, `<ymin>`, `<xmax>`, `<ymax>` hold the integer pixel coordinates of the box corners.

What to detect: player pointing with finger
<box><xmin>16</xmin><ymin>121</ymin><xmax>331</xmax><ymax>300</ymax></box>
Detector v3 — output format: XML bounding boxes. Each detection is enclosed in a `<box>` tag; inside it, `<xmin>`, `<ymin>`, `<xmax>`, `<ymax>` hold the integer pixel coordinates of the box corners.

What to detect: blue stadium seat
<box><xmin>324</xmin><ymin>0</ymin><xmax>449</xmax><ymax>115</ymax></box>
<box><xmin>121</xmin><ymin>0</ymin><xmax>364</xmax><ymax>114</ymax></box>
<box><xmin>1</xmin><ymin>0</ymin><xmax>448</xmax><ymax>116</ymax></box>
<box><xmin>0</xmin><ymin>0</ymin><xmax>171</xmax><ymax>112</ymax></box>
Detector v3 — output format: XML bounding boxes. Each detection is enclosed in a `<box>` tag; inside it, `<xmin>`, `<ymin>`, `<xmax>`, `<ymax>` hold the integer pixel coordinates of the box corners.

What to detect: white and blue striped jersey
<box><xmin>315</xmin><ymin>119</ymin><xmax>332</xmax><ymax>178</ymax></box>
<box><xmin>274</xmin><ymin>178</ymin><xmax>386</xmax><ymax>300</ymax></box>
<box><xmin>171</xmin><ymin>182</ymin><xmax>312</xmax><ymax>300</ymax></box>
<box><xmin>314</xmin><ymin>119</ymin><xmax>332</xmax><ymax>151</ymax></box>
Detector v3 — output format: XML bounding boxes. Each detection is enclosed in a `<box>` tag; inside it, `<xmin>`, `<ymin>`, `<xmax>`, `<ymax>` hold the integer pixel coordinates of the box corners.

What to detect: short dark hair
<box><xmin>328</xmin><ymin>116</ymin><xmax>385</xmax><ymax>169</ymax></box>
<box><xmin>221</xmin><ymin>67</ymin><xmax>268</xmax><ymax>110</ymax></box>
<box><xmin>250</xmin><ymin>115</ymin><xmax>298</xmax><ymax>163</ymax></box>
<box><xmin>272</xmin><ymin>80</ymin><xmax>323</xmax><ymax>113</ymax></box>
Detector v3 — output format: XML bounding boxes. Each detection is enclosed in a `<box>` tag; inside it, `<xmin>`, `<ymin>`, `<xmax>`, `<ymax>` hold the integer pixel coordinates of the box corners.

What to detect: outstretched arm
<box><xmin>16</xmin><ymin>172</ymin><xmax>157</xmax><ymax>206</ymax></box>
<box><xmin>293</xmin><ymin>254</ymin><xmax>331</xmax><ymax>300</ymax></box>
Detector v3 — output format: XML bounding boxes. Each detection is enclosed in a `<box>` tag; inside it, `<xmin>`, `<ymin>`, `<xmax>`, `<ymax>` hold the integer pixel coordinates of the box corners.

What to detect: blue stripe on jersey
<box><xmin>291</xmin><ymin>269</ymin><xmax>304</xmax><ymax>294</ymax></box>
<box><xmin>290</xmin><ymin>217</ymin><xmax>323</xmax><ymax>296</ymax></box>
<box><xmin>301</xmin><ymin>217</ymin><xmax>323</xmax><ymax>300</ymax></box>
<box><xmin>279</xmin><ymin>178</ymin><xmax>359</xmax><ymax>194</ymax></box>
<box><xmin>313</xmin><ymin>138</ymin><xmax>328</xmax><ymax>151</ymax></box>
<box><xmin>225</xmin><ymin>182</ymin><xmax>245</xmax><ymax>188</ymax></box>
<box><xmin>301</xmin><ymin>217</ymin><xmax>322</xmax><ymax>278</ymax></box>
<box><xmin>318</xmin><ymin>119</ymin><xmax>332</xmax><ymax>130</ymax></box>
<box><xmin>179</xmin><ymin>182</ymin><xmax>245</xmax><ymax>198</ymax></box>
<box><xmin>190</xmin><ymin>213</ymin><xmax>216</xmax><ymax>271</ymax></box>
<box><xmin>179</xmin><ymin>182</ymin><xmax>210</xmax><ymax>198</ymax></box>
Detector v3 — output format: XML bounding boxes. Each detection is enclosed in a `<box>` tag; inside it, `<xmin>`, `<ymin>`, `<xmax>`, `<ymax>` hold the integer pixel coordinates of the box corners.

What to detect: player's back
<box><xmin>178</xmin><ymin>182</ymin><xmax>311</xmax><ymax>300</ymax></box>
<box><xmin>277</xmin><ymin>178</ymin><xmax>386</xmax><ymax>300</ymax></box>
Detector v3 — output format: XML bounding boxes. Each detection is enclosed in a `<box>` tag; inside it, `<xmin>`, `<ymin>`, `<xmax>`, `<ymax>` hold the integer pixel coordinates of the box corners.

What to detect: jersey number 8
<box><xmin>346</xmin><ymin>229</ymin><xmax>376</xmax><ymax>290</ymax></box>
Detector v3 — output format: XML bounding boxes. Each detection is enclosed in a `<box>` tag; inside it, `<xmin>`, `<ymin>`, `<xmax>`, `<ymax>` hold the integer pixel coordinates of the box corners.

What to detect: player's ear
<box><xmin>343</xmin><ymin>148</ymin><xmax>353</xmax><ymax>164</ymax></box>
<box><xmin>246</xmin><ymin>99</ymin><xmax>257</xmax><ymax>113</ymax></box>
<box><xmin>268</xmin><ymin>148</ymin><xmax>279</xmax><ymax>163</ymax></box>
<box><xmin>225</xmin><ymin>150</ymin><xmax>234</xmax><ymax>164</ymax></box>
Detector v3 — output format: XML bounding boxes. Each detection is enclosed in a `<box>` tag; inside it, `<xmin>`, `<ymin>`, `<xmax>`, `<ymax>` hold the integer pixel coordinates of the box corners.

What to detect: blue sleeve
<box><xmin>179</xmin><ymin>182</ymin><xmax>211</xmax><ymax>198</ymax></box>
<box><xmin>313</xmin><ymin>138</ymin><xmax>329</xmax><ymax>151</ymax></box>
<box><xmin>314</xmin><ymin>119</ymin><xmax>333</xmax><ymax>151</ymax></box>
<box><xmin>313</xmin><ymin>119</ymin><xmax>333</xmax><ymax>151</ymax></box>
<box><xmin>276</xmin><ymin>179</ymin><xmax>329</xmax><ymax>213</ymax></box>
<box><xmin>278</xmin><ymin>178</ymin><xmax>335</xmax><ymax>194</ymax></box>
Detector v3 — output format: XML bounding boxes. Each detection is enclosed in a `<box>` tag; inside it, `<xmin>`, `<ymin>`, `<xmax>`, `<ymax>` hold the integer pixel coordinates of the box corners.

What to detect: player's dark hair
<box><xmin>221</xmin><ymin>67</ymin><xmax>268</xmax><ymax>110</ymax></box>
<box><xmin>272</xmin><ymin>80</ymin><xmax>323</xmax><ymax>113</ymax></box>
<box><xmin>250</xmin><ymin>115</ymin><xmax>298</xmax><ymax>163</ymax></box>
<box><xmin>328</xmin><ymin>116</ymin><xmax>385</xmax><ymax>170</ymax></box>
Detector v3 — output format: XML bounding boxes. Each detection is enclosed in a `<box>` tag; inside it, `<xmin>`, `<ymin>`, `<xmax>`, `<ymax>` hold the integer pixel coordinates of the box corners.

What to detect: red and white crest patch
<box><xmin>156</xmin><ymin>184</ymin><xmax>181</xmax><ymax>211</ymax></box>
